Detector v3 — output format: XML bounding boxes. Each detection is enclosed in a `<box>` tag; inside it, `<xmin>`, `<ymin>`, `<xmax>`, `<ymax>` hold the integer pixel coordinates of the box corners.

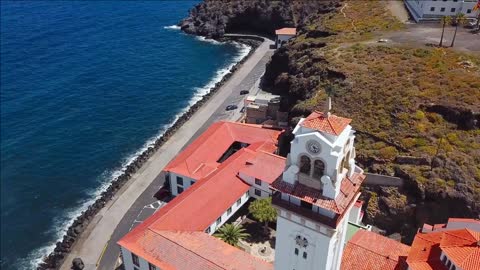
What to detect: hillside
<box><xmin>181</xmin><ymin>0</ymin><xmax>480</xmax><ymax>243</ymax></box>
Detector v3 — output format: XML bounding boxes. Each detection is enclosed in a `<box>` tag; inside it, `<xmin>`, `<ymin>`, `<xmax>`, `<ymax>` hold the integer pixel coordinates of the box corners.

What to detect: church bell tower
<box><xmin>271</xmin><ymin>103</ymin><xmax>365</xmax><ymax>270</ymax></box>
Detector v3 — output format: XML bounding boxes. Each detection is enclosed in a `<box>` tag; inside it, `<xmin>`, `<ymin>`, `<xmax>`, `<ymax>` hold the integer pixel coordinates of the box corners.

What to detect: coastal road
<box><xmin>60</xmin><ymin>35</ymin><xmax>274</xmax><ymax>270</ymax></box>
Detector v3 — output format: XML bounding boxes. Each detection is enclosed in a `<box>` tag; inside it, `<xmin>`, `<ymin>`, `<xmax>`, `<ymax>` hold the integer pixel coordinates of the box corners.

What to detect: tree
<box><xmin>451</xmin><ymin>13</ymin><xmax>468</xmax><ymax>47</ymax></box>
<box><xmin>213</xmin><ymin>223</ymin><xmax>250</xmax><ymax>247</ymax></box>
<box><xmin>248</xmin><ymin>197</ymin><xmax>277</xmax><ymax>232</ymax></box>
<box><xmin>439</xmin><ymin>16</ymin><xmax>452</xmax><ymax>47</ymax></box>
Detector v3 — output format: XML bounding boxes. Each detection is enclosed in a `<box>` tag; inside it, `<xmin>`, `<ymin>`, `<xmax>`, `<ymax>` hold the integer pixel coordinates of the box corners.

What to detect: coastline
<box><xmin>35</xmin><ymin>35</ymin><xmax>262</xmax><ymax>270</ymax></box>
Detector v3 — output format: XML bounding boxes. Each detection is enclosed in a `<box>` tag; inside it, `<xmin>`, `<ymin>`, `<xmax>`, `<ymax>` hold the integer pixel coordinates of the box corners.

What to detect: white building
<box><xmin>117</xmin><ymin>112</ymin><xmax>369</xmax><ymax>270</ymax></box>
<box><xmin>275</xmin><ymin>27</ymin><xmax>296</xmax><ymax>48</ymax></box>
<box><xmin>405</xmin><ymin>0</ymin><xmax>479</xmax><ymax>22</ymax></box>
<box><xmin>271</xmin><ymin>107</ymin><xmax>365</xmax><ymax>270</ymax></box>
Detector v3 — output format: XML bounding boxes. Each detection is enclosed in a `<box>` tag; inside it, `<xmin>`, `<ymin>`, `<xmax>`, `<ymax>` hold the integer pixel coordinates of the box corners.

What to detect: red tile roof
<box><xmin>341</xmin><ymin>230</ymin><xmax>410</xmax><ymax>270</ymax></box>
<box><xmin>300</xmin><ymin>111</ymin><xmax>352</xmax><ymax>136</ymax></box>
<box><xmin>164</xmin><ymin>121</ymin><xmax>281</xmax><ymax>180</ymax></box>
<box><xmin>275</xmin><ymin>27</ymin><xmax>296</xmax><ymax>35</ymax></box>
<box><xmin>152</xmin><ymin>149</ymin><xmax>256</xmax><ymax>232</ymax></box>
<box><xmin>239</xmin><ymin>151</ymin><xmax>286</xmax><ymax>184</ymax></box>
<box><xmin>271</xmin><ymin>172</ymin><xmax>365</xmax><ymax>215</ymax></box>
<box><xmin>119</xmin><ymin>122</ymin><xmax>283</xmax><ymax>270</ymax></box>
<box><xmin>407</xmin><ymin>229</ymin><xmax>480</xmax><ymax>270</ymax></box>
<box><xmin>122</xmin><ymin>230</ymin><xmax>272</xmax><ymax>270</ymax></box>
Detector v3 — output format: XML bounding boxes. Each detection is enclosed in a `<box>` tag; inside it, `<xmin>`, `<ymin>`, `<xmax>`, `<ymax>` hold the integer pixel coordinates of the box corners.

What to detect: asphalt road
<box><xmin>95</xmin><ymin>39</ymin><xmax>274</xmax><ymax>270</ymax></box>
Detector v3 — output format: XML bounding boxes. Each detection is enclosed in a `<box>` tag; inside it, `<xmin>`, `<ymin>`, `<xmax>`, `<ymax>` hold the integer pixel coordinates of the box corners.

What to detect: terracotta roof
<box><xmin>119</xmin><ymin>148</ymin><xmax>275</xmax><ymax>270</ymax></box>
<box><xmin>122</xmin><ymin>230</ymin><xmax>272</xmax><ymax>270</ymax></box>
<box><xmin>153</xmin><ymin>149</ymin><xmax>256</xmax><ymax>232</ymax></box>
<box><xmin>300</xmin><ymin>111</ymin><xmax>352</xmax><ymax>136</ymax></box>
<box><xmin>164</xmin><ymin>121</ymin><xmax>281</xmax><ymax>180</ymax></box>
<box><xmin>407</xmin><ymin>229</ymin><xmax>480</xmax><ymax>270</ymax></box>
<box><xmin>271</xmin><ymin>171</ymin><xmax>365</xmax><ymax>215</ymax></box>
<box><xmin>341</xmin><ymin>230</ymin><xmax>410</xmax><ymax>270</ymax></box>
<box><xmin>239</xmin><ymin>151</ymin><xmax>286</xmax><ymax>184</ymax></box>
<box><xmin>275</xmin><ymin>27</ymin><xmax>296</xmax><ymax>35</ymax></box>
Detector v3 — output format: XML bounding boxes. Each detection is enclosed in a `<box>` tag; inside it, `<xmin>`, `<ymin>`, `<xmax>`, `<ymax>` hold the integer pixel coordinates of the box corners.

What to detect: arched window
<box><xmin>299</xmin><ymin>155</ymin><xmax>311</xmax><ymax>174</ymax></box>
<box><xmin>313</xmin><ymin>160</ymin><xmax>325</xmax><ymax>179</ymax></box>
<box><xmin>345</xmin><ymin>151</ymin><xmax>351</xmax><ymax>170</ymax></box>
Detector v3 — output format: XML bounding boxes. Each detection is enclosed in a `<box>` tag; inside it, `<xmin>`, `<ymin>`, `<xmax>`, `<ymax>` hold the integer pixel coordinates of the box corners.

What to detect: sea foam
<box><xmin>24</xmin><ymin>40</ymin><xmax>251</xmax><ymax>270</ymax></box>
<box><xmin>163</xmin><ymin>25</ymin><xmax>180</xmax><ymax>30</ymax></box>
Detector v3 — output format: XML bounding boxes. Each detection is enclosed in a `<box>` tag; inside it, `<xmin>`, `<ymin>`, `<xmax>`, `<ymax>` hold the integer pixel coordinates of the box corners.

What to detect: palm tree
<box><xmin>439</xmin><ymin>16</ymin><xmax>452</xmax><ymax>47</ymax></box>
<box><xmin>213</xmin><ymin>223</ymin><xmax>250</xmax><ymax>247</ymax></box>
<box><xmin>451</xmin><ymin>13</ymin><xmax>468</xmax><ymax>47</ymax></box>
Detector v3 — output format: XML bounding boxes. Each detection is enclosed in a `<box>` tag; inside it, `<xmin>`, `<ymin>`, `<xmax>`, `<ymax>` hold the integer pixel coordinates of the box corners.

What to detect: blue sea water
<box><xmin>0</xmin><ymin>1</ymin><xmax>249</xmax><ymax>269</ymax></box>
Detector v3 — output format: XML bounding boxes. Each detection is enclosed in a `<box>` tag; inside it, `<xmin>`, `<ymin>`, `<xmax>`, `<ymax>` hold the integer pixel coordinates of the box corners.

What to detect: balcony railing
<box><xmin>272</xmin><ymin>192</ymin><xmax>338</xmax><ymax>228</ymax></box>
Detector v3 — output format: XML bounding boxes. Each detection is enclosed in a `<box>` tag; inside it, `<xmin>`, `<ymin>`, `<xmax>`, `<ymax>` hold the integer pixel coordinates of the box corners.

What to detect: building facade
<box><xmin>275</xmin><ymin>28</ymin><xmax>296</xmax><ymax>48</ymax></box>
<box><xmin>405</xmin><ymin>0</ymin><xmax>479</xmax><ymax>22</ymax></box>
<box><xmin>271</xmin><ymin>110</ymin><xmax>365</xmax><ymax>270</ymax></box>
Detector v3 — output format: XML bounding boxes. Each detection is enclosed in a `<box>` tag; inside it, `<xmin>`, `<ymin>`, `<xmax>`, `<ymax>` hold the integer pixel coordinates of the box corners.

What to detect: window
<box><xmin>467</xmin><ymin>9</ymin><xmax>472</xmax><ymax>13</ymax></box>
<box><xmin>177</xmin><ymin>186</ymin><xmax>184</xmax><ymax>194</ymax></box>
<box><xmin>255</xmin><ymin>178</ymin><xmax>262</xmax><ymax>186</ymax></box>
<box><xmin>176</xmin><ymin>176</ymin><xmax>183</xmax><ymax>186</ymax></box>
<box><xmin>442</xmin><ymin>256</ymin><xmax>447</xmax><ymax>264</ymax></box>
<box><xmin>216</xmin><ymin>217</ymin><xmax>222</xmax><ymax>226</ymax></box>
<box><xmin>227</xmin><ymin>207</ymin><xmax>232</xmax><ymax>215</ymax></box>
<box><xmin>451</xmin><ymin>265</ymin><xmax>456</xmax><ymax>270</ymax></box>
<box><xmin>294</xmin><ymin>248</ymin><xmax>299</xmax><ymax>255</ymax></box>
<box><xmin>451</xmin><ymin>8</ymin><xmax>456</xmax><ymax>12</ymax></box>
<box><xmin>191</xmin><ymin>180</ymin><xmax>195</xmax><ymax>186</ymax></box>
<box><xmin>149</xmin><ymin>263</ymin><xmax>157</xmax><ymax>270</ymax></box>
<box><xmin>132</xmin><ymin>253</ymin><xmax>140</xmax><ymax>267</ymax></box>
<box><xmin>206</xmin><ymin>227</ymin><xmax>211</xmax><ymax>234</ymax></box>
<box><xmin>299</xmin><ymin>155</ymin><xmax>311</xmax><ymax>174</ymax></box>
<box><xmin>441</xmin><ymin>7</ymin><xmax>446</xmax><ymax>12</ymax></box>
<box><xmin>303</xmin><ymin>252</ymin><xmax>307</xmax><ymax>259</ymax></box>
<box><xmin>255</xmin><ymin>189</ymin><xmax>261</xmax><ymax>196</ymax></box>
<box><xmin>236</xmin><ymin>198</ymin><xmax>241</xmax><ymax>206</ymax></box>
<box><xmin>447</xmin><ymin>261</ymin><xmax>452</xmax><ymax>268</ymax></box>
<box><xmin>430</xmin><ymin>7</ymin><xmax>435</xmax><ymax>11</ymax></box>
<box><xmin>313</xmin><ymin>160</ymin><xmax>325</xmax><ymax>179</ymax></box>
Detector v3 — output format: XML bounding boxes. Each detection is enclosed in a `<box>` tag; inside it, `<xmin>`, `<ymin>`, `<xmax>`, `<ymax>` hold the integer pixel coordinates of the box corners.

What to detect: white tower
<box><xmin>272</xmin><ymin>108</ymin><xmax>365</xmax><ymax>270</ymax></box>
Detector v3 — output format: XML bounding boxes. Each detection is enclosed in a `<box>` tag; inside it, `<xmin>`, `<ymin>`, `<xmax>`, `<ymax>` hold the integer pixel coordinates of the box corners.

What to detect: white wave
<box><xmin>23</xmin><ymin>40</ymin><xmax>251</xmax><ymax>270</ymax></box>
<box><xmin>163</xmin><ymin>25</ymin><xmax>180</xmax><ymax>30</ymax></box>
<box><xmin>195</xmin><ymin>36</ymin><xmax>223</xmax><ymax>45</ymax></box>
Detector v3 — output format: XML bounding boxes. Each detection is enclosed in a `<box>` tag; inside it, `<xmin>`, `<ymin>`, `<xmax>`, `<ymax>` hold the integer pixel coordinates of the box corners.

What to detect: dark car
<box><xmin>240</xmin><ymin>90</ymin><xmax>249</xmax><ymax>95</ymax></box>
<box><xmin>154</xmin><ymin>187</ymin><xmax>171</xmax><ymax>200</ymax></box>
<box><xmin>226</xmin><ymin>105</ymin><xmax>238</xmax><ymax>111</ymax></box>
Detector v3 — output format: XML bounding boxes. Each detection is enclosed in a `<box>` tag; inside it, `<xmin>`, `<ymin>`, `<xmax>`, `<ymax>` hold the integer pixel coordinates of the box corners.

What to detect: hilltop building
<box><xmin>117</xmin><ymin>108</ymin><xmax>479</xmax><ymax>270</ymax></box>
<box><xmin>404</xmin><ymin>0</ymin><xmax>479</xmax><ymax>22</ymax></box>
<box><xmin>275</xmin><ymin>27</ymin><xmax>296</xmax><ymax>48</ymax></box>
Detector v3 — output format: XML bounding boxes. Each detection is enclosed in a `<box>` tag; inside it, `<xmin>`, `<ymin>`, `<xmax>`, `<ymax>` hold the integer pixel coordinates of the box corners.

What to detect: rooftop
<box><xmin>164</xmin><ymin>121</ymin><xmax>282</xmax><ymax>180</ymax></box>
<box><xmin>300</xmin><ymin>111</ymin><xmax>352</xmax><ymax>136</ymax></box>
<box><xmin>275</xmin><ymin>27</ymin><xmax>296</xmax><ymax>36</ymax></box>
<box><xmin>341</xmin><ymin>229</ymin><xmax>410</xmax><ymax>270</ymax></box>
<box><xmin>407</xmin><ymin>228</ymin><xmax>480</xmax><ymax>270</ymax></box>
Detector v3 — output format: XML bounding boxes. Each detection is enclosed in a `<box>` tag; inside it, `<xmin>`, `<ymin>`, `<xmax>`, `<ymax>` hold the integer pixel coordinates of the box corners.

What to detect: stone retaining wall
<box><xmin>364</xmin><ymin>173</ymin><xmax>404</xmax><ymax>187</ymax></box>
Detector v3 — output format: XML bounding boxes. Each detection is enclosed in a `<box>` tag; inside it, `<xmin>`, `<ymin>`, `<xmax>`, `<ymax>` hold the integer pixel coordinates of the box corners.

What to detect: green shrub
<box><xmin>378</xmin><ymin>146</ymin><xmax>398</xmax><ymax>160</ymax></box>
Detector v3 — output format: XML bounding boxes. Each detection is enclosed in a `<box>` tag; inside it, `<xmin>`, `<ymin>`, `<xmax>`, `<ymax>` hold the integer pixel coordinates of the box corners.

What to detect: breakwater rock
<box><xmin>36</xmin><ymin>38</ymin><xmax>260</xmax><ymax>270</ymax></box>
<box><xmin>179</xmin><ymin>0</ymin><xmax>339</xmax><ymax>38</ymax></box>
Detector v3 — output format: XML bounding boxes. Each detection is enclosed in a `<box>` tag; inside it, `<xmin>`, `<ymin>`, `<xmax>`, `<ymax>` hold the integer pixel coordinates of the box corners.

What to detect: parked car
<box><xmin>226</xmin><ymin>105</ymin><xmax>238</xmax><ymax>111</ymax></box>
<box><xmin>377</xmin><ymin>38</ymin><xmax>389</xmax><ymax>43</ymax></box>
<box><xmin>240</xmin><ymin>90</ymin><xmax>249</xmax><ymax>95</ymax></box>
<box><xmin>154</xmin><ymin>187</ymin><xmax>171</xmax><ymax>200</ymax></box>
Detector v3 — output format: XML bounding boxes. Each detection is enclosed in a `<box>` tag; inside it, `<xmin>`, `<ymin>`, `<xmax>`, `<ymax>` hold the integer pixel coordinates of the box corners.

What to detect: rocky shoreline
<box><xmin>36</xmin><ymin>36</ymin><xmax>262</xmax><ymax>270</ymax></box>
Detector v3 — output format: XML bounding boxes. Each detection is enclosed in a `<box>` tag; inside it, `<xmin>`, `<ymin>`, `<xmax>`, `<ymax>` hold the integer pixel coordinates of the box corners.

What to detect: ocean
<box><xmin>0</xmin><ymin>1</ymin><xmax>250</xmax><ymax>269</ymax></box>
